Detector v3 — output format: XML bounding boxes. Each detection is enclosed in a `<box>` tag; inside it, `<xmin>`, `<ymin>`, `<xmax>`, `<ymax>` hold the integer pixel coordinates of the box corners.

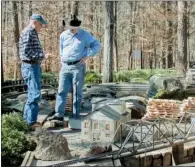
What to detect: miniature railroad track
<box><xmin>2</xmin><ymin>79</ymin><xmax>149</xmax><ymax>94</ymax></box>
<box><xmin>2</xmin><ymin>79</ymin><xmax>58</xmax><ymax>94</ymax></box>
<box><xmin>48</xmin><ymin>136</ymin><xmax>195</xmax><ymax>167</ymax></box>
<box><xmin>47</xmin><ymin>111</ymin><xmax>195</xmax><ymax>167</ymax></box>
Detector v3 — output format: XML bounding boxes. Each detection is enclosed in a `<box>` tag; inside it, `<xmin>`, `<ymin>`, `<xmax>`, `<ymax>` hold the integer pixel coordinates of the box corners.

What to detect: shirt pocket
<box><xmin>73</xmin><ymin>37</ymin><xmax>85</xmax><ymax>50</ymax></box>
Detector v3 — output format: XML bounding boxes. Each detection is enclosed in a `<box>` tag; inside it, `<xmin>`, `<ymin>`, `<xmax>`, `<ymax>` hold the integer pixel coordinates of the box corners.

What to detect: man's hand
<box><xmin>80</xmin><ymin>57</ymin><xmax>88</xmax><ymax>64</ymax></box>
<box><xmin>45</xmin><ymin>53</ymin><xmax>52</xmax><ymax>59</ymax></box>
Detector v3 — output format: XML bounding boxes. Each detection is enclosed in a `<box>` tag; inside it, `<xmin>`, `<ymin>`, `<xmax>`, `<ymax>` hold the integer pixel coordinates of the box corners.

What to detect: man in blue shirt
<box><xmin>19</xmin><ymin>14</ymin><xmax>47</xmax><ymax>130</ymax></box>
<box><xmin>49</xmin><ymin>15</ymin><xmax>101</xmax><ymax>121</ymax></box>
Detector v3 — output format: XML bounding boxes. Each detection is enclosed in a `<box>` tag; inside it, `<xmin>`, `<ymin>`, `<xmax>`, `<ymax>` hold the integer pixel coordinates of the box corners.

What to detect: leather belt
<box><xmin>22</xmin><ymin>60</ymin><xmax>40</xmax><ymax>64</ymax></box>
<box><xmin>65</xmin><ymin>60</ymin><xmax>80</xmax><ymax>65</ymax></box>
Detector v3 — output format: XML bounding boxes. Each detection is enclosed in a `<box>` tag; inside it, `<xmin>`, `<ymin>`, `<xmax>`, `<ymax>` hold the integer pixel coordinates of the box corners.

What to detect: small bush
<box><xmin>2</xmin><ymin>112</ymin><xmax>36</xmax><ymax>166</ymax></box>
<box><xmin>41</xmin><ymin>69</ymin><xmax>176</xmax><ymax>84</ymax></box>
<box><xmin>42</xmin><ymin>72</ymin><xmax>58</xmax><ymax>80</ymax></box>
<box><xmin>2</xmin><ymin>128</ymin><xmax>29</xmax><ymax>166</ymax></box>
<box><xmin>85</xmin><ymin>71</ymin><xmax>102</xmax><ymax>84</ymax></box>
<box><xmin>2</xmin><ymin>112</ymin><xmax>29</xmax><ymax>132</ymax></box>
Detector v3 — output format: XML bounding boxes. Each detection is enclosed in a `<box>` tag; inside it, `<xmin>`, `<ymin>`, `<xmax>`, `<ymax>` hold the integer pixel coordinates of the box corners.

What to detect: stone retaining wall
<box><xmin>121</xmin><ymin>142</ymin><xmax>195</xmax><ymax>167</ymax></box>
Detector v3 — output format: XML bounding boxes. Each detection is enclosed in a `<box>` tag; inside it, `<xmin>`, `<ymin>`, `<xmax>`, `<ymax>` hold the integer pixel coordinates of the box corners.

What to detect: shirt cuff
<box><xmin>87</xmin><ymin>49</ymin><xmax>94</xmax><ymax>57</ymax></box>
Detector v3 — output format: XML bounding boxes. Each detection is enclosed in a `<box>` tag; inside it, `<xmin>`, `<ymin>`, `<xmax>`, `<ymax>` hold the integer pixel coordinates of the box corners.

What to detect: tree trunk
<box><xmin>86</xmin><ymin>2</ymin><xmax>94</xmax><ymax>71</ymax></box>
<box><xmin>166</xmin><ymin>2</ymin><xmax>173</xmax><ymax>68</ymax></box>
<box><xmin>4</xmin><ymin>1</ymin><xmax>8</xmax><ymax>74</ymax></box>
<box><xmin>1</xmin><ymin>48</ymin><xmax>4</xmax><ymax>83</ymax></box>
<box><xmin>20</xmin><ymin>1</ymin><xmax>24</xmax><ymax>30</ymax></box>
<box><xmin>102</xmin><ymin>1</ymin><xmax>114</xmax><ymax>83</ymax></box>
<box><xmin>161</xmin><ymin>2</ymin><xmax>166</xmax><ymax>69</ymax></box>
<box><xmin>71</xmin><ymin>2</ymin><xmax>79</xmax><ymax>16</ymax></box>
<box><xmin>98</xmin><ymin>2</ymin><xmax>102</xmax><ymax>74</ymax></box>
<box><xmin>176</xmin><ymin>1</ymin><xmax>188</xmax><ymax>76</ymax></box>
<box><xmin>128</xmin><ymin>2</ymin><xmax>136</xmax><ymax>70</ymax></box>
<box><xmin>2</xmin><ymin>2</ymin><xmax>5</xmax><ymax>81</ymax></box>
<box><xmin>12</xmin><ymin>2</ymin><xmax>21</xmax><ymax>80</ymax></box>
<box><xmin>29</xmin><ymin>1</ymin><xmax>32</xmax><ymax>18</ymax></box>
<box><xmin>141</xmin><ymin>3</ymin><xmax>144</xmax><ymax>69</ymax></box>
<box><xmin>113</xmin><ymin>1</ymin><xmax>118</xmax><ymax>72</ymax></box>
<box><xmin>153</xmin><ymin>21</ymin><xmax>157</xmax><ymax>68</ymax></box>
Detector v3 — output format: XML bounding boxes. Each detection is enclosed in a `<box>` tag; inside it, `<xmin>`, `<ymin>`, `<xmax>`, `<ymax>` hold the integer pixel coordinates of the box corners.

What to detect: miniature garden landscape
<box><xmin>2</xmin><ymin>69</ymin><xmax>195</xmax><ymax>166</ymax></box>
<box><xmin>2</xmin><ymin>1</ymin><xmax>195</xmax><ymax>166</ymax></box>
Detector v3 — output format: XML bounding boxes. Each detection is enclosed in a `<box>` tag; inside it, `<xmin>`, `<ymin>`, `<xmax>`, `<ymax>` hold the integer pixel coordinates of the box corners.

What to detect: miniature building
<box><xmin>81</xmin><ymin>98</ymin><xmax>131</xmax><ymax>142</ymax></box>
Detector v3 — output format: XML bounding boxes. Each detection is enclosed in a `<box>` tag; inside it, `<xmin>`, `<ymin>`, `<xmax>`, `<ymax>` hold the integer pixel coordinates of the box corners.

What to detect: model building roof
<box><xmin>82</xmin><ymin>98</ymin><xmax>124</xmax><ymax>121</ymax></box>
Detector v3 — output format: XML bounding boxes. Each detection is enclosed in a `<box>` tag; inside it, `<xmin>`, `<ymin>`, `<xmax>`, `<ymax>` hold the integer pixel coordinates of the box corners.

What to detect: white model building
<box><xmin>81</xmin><ymin>98</ymin><xmax>131</xmax><ymax>142</ymax></box>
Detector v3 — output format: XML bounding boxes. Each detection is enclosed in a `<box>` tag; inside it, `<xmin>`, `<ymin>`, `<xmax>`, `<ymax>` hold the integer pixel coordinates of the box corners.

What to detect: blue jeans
<box><xmin>55</xmin><ymin>62</ymin><xmax>86</xmax><ymax>118</ymax></box>
<box><xmin>21</xmin><ymin>63</ymin><xmax>41</xmax><ymax>125</ymax></box>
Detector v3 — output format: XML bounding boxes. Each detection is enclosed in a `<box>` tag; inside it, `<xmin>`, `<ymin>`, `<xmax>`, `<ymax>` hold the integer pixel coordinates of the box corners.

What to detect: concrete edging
<box><xmin>21</xmin><ymin>151</ymin><xmax>34</xmax><ymax>167</ymax></box>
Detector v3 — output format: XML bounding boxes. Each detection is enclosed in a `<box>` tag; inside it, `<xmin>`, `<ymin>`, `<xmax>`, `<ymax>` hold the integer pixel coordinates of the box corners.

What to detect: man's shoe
<box><xmin>47</xmin><ymin>115</ymin><xmax>64</xmax><ymax>121</ymax></box>
<box><xmin>29</xmin><ymin>122</ymin><xmax>42</xmax><ymax>131</ymax></box>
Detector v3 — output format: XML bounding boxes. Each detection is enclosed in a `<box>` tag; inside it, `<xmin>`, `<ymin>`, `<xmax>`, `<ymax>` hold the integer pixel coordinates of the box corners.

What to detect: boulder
<box><xmin>41</xmin><ymin>88</ymin><xmax>57</xmax><ymax>99</ymax></box>
<box><xmin>17</xmin><ymin>93</ymin><xmax>28</xmax><ymax>101</ymax></box>
<box><xmin>147</xmin><ymin>74</ymin><xmax>183</xmax><ymax>98</ymax></box>
<box><xmin>80</xmin><ymin>145</ymin><xmax>112</xmax><ymax>158</ymax></box>
<box><xmin>2</xmin><ymin>98</ymin><xmax>25</xmax><ymax>113</ymax></box>
<box><xmin>83</xmin><ymin>86</ymin><xmax>116</xmax><ymax>99</ymax></box>
<box><xmin>33</xmin><ymin>129</ymin><xmax>71</xmax><ymax>161</ymax></box>
<box><xmin>120</xmin><ymin>96</ymin><xmax>147</xmax><ymax>119</ymax></box>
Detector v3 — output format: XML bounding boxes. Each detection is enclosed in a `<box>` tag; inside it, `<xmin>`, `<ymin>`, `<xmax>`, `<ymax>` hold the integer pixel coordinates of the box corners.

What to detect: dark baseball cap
<box><xmin>67</xmin><ymin>15</ymin><xmax>81</xmax><ymax>29</ymax></box>
<box><xmin>30</xmin><ymin>14</ymin><xmax>48</xmax><ymax>25</ymax></box>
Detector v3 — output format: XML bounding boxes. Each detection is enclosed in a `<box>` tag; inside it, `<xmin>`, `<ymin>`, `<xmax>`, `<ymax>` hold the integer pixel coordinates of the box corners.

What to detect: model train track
<box><xmin>2</xmin><ymin>80</ymin><xmax>149</xmax><ymax>94</ymax></box>
<box><xmin>2</xmin><ymin>79</ymin><xmax>58</xmax><ymax>94</ymax></box>
<box><xmin>47</xmin><ymin>136</ymin><xmax>195</xmax><ymax>167</ymax></box>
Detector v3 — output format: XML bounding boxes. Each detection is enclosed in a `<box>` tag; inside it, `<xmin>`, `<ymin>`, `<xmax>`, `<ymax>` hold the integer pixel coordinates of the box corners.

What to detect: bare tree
<box><xmin>29</xmin><ymin>1</ymin><xmax>32</xmax><ymax>18</ymax></box>
<box><xmin>4</xmin><ymin>1</ymin><xmax>8</xmax><ymax>73</ymax></box>
<box><xmin>166</xmin><ymin>2</ymin><xmax>173</xmax><ymax>68</ymax></box>
<box><xmin>176</xmin><ymin>1</ymin><xmax>188</xmax><ymax>76</ymax></box>
<box><xmin>2</xmin><ymin>1</ymin><xmax>195</xmax><ymax>80</ymax></box>
<box><xmin>71</xmin><ymin>1</ymin><xmax>79</xmax><ymax>16</ymax></box>
<box><xmin>103</xmin><ymin>2</ymin><xmax>114</xmax><ymax>83</ymax></box>
<box><xmin>127</xmin><ymin>2</ymin><xmax>136</xmax><ymax>70</ymax></box>
<box><xmin>12</xmin><ymin>2</ymin><xmax>21</xmax><ymax>80</ymax></box>
<box><xmin>20</xmin><ymin>1</ymin><xmax>24</xmax><ymax>30</ymax></box>
<box><xmin>113</xmin><ymin>1</ymin><xmax>118</xmax><ymax>72</ymax></box>
<box><xmin>1</xmin><ymin>49</ymin><xmax>4</xmax><ymax>83</ymax></box>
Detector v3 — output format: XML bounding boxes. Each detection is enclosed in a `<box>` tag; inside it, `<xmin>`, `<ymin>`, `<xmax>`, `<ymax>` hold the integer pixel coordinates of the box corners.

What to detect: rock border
<box><xmin>21</xmin><ymin>151</ymin><xmax>34</xmax><ymax>167</ymax></box>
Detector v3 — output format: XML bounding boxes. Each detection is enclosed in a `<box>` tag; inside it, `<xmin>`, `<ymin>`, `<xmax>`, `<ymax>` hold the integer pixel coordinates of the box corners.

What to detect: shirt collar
<box><xmin>68</xmin><ymin>28</ymin><xmax>81</xmax><ymax>36</ymax></box>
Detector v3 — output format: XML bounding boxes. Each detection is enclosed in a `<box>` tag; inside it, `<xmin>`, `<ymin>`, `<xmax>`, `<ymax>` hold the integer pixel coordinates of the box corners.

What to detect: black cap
<box><xmin>69</xmin><ymin>15</ymin><xmax>81</xmax><ymax>27</ymax></box>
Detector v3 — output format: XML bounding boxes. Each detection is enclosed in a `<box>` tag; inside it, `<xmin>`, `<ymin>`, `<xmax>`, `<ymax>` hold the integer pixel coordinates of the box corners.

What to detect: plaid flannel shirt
<box><xmin>19</xmin><ymin>26</ymin><xmax>44</xmax><ymax>61</ymax></box>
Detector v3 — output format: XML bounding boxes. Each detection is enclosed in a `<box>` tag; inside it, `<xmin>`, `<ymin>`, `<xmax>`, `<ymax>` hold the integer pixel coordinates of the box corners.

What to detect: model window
<box><xmin>106</xmin><ymin>134</ymin><xmax>110</xmax><ymax>137</ymax></box>
<box><xmin>106</xmin><ymin>124</ymin><xmax>110</xmax><ymax>130</ymax></box>
<box><xmin>84</xmin><ymin>122</ymin><xmax>88</xmax><ymax>128</ymax></box>
<box><xmin>94</xmin><ymin>123</ymin><xmax>98</xmax><ymax>129</ymax></box>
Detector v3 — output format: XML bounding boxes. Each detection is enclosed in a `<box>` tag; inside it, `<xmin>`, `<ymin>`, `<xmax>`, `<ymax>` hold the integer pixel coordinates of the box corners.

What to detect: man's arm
<box><xmin>60</xmin><ymin>33</ymin><xmax>63</xmax><ymax>57</ymax></box>
<box><xmin>85</xmin><ymin>32</ymin><xmax>101</xmax><ymax>57</ymax></box>
<box><xmin>23</xmin><ymin>30</ymin><xmax>44</xmax><ymax>61</ymax></box>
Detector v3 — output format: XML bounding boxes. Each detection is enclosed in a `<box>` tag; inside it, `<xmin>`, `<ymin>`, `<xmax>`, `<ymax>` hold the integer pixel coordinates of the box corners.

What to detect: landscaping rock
<box><xmin>162</xmin><ymin>152</ymin><xmax>172</xmax><ymax>166</ymax></box>
<box><xmin>3</xmin><ymin>93</ymin><xmax>53</xmax><ymax>116</ymax></box>
<box><xmin>122</xmin><ymin>96</ymin><xmax>147</xmax><ymax>119</ymax></box>
<box><xmin>17</xmin><ymin>93</ymin><xmax>28</xmax><ymax>101</ymax></box>
<box><xmin>83</xmin><ymin>86</ymin><xmax>116</xmax><ymax>99</ymax></box>
<box><xmin>153</xmin><ymin>157</ymin><xmax>162</xmax><ymax>166</ymax></box>
<box><xmin>80</xmin><ymin>145</ymin><xmax>112</xmax><ymax>158</ymax></box>
<box><xmin>187</xmin><ymin>148</ymin><xmax>194</xmax><ymax>156</ymax></box>
<box><xmin>147</xmin><ymin>74</ymin><xmax>183</xmax><ymax>97</ymax></box>
<box><xmin>41</xmin><ymin>88</ymin><xmax>57</xmax><ymax>99</ymax></box>
<box><xmin>139</xmin><ymin>155</ymin><xmax>153</xmax><ymax>167</ymax></box>
<box><xmin>33</xmin><ymin>129</ymin><xmax>71</xmax><ymax>161</ymax></box>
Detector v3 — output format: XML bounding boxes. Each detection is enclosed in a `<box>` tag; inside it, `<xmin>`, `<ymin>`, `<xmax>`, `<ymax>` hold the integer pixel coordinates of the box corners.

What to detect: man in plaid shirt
<box><xmin>19</xmin><ymin>14</ymin><xmax>47</xmax><ymax>130</ymax></box>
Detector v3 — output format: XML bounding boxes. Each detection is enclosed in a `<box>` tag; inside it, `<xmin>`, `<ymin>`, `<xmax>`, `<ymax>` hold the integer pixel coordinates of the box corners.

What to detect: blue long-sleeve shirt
<box><xmin>60</xmin><ymin>29</ymin><xmax>101</xmax><ymax>62</ymax></box>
